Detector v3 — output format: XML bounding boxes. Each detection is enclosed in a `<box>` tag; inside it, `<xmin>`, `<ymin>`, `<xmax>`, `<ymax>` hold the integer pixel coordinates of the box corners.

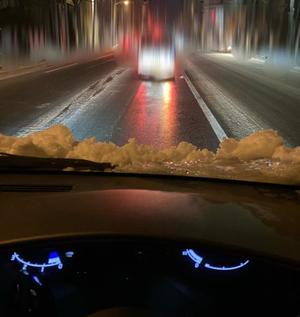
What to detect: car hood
<box><xmin>0</xmin><ymin>172</ymin><xmax>299</xmax><ymax>263</ymax></box>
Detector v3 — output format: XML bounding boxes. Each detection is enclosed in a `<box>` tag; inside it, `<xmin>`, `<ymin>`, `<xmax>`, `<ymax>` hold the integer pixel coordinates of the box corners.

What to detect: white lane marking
<box><xmin>0</xmin><ymin>66</ymin><xmax>46</xmax><ymax>81</ymax></box>
<box><xmin>94</xmin><ymin>53</ymin><xmax>114</xmax><ymax>60</ymax></box>
<box><xmin>185</xmin><ymin>59</ymin><xmax>268</xmax><ymax>139</ymax></box>
<box><xmin>184</xmin><ymin>73</ymin><xmax>227</xmax><ymax>142</ymax></box>
<box><xmin>249</xmin><ymin>57</ymin><xmax>266</xmax><ymax>64</ymax></box>
<box><xmin>35</xmin><ymin>103</ymin><xmax>51</xmax><ymax>109</ymax></box>
<box><xmin>45</xmin><ymin>62</ymin><xmax>78</xmax><ymax>74</ymax></box>
<box><xmin>86</xmin><ymin>59</ymin><xmax>114</xmax><ymax>69</ymax></box>
<box><xmin>291</xmin><ymin>66</ymin><xmax>300</xmax><ymax>73</ymax></box>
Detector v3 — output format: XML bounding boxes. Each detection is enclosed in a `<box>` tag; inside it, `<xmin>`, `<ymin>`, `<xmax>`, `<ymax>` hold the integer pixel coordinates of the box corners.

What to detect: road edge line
<box><xmin>45</xmin><ymin>62</ymin><xmax>78</xmax><ymax>74</ymax></box>
<box><xmin>184</xmin><ymin>72</ymin><xmax>227</xmax><ymax>142</ymax></box>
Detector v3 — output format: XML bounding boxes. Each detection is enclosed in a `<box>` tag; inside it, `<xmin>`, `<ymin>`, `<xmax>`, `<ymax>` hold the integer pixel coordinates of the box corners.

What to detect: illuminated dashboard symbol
<box><xmin>204</xmin><ymin>260</ymin><xmax>250</xmax><ymax>271</ymax></box>
<box><xmin>182</xmin><ymin>249</ymin><xmax>250</xmax><ymax>271</ymax></box>
<box><xmin>65</xmin><ymin>251</ymin><xmax>74</xmax><ymax>258</ymax></box>
<box><xmin>11</xmin><ymin>252</ymin><xmax>63</xmax><ymax>273</ymax></box>
<box><xmin>182</xmin><ymin>249</ymin><xmax>204</xmax><ymax>268</ymax></box>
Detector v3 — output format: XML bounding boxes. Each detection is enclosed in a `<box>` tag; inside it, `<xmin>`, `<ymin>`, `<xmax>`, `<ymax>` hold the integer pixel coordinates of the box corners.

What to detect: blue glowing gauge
<box><xmin>204</xmin><ymin>260</ymin><xmax>250</xmax><ymax>271</ymax></box>
<box><xmin>11</xmin><ymin>251</ymin><xmax>63</xmax><ymax>272</ymax></box>
<box><xmin>182</xmin><ymin>249</ymin><xmax>250</xmax><ymax>271</ymax></box>
<box><xmin>182</xmin><ymin>249</ymin><xmax>203</xmax><ymax>268</ymax></box>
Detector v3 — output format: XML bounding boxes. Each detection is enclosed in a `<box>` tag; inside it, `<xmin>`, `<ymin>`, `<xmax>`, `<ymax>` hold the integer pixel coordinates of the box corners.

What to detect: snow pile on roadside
<box><xmin>0</xmin><ymin>125</ymin><xmax>299</xmax><ymax>185</ymax></box>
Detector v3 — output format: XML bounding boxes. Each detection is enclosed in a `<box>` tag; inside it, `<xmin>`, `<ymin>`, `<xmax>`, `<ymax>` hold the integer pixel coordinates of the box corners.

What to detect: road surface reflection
<box><xmin>116</xmin><ymin>80</ymin><xmax>178</xmax><ymax>148</ymax></box>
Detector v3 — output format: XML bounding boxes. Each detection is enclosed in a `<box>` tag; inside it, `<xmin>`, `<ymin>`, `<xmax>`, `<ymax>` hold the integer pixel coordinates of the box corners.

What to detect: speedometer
<box><xmin>182</xmin><ymin>249</ymin><xmax>250</xmax><ymax>271</ymax></box>
<box><xmin>11</xmin><ymin>251</ymin><xmax>63</xmax><ymax>272</ymax></box>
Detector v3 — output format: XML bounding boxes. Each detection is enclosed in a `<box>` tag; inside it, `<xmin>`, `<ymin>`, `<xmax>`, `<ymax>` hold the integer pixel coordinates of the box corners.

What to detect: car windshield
<box><xmin>0</xmin><ymin>0</ymin><xmax>299</xmax><ymax>185</ymax></box>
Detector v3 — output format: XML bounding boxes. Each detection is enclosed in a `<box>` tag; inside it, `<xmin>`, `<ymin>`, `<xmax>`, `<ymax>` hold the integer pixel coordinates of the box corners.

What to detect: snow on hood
<box><xmin>0</xmin><ymin>125</ymin><xmax>299</xmax><ymax>185</ymax></box>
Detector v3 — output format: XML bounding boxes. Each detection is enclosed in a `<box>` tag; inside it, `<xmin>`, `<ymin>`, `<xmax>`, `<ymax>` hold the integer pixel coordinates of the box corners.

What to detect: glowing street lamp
<box><xmin>112</xmin><ymin>0</ymin><xmax>134</xmax><ymax>47</ymax></box>
<box><xmin>116</xmin><ymin>0</ymin><xmax>131</xmax><ymax>6</ymax></box>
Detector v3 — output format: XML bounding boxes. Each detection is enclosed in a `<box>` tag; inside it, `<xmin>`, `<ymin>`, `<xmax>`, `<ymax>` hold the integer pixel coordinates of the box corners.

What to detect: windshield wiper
<box><xmin>0</xmin><ymin>153</ymin><xmax>115</xmax><ymax>172</ymax></box>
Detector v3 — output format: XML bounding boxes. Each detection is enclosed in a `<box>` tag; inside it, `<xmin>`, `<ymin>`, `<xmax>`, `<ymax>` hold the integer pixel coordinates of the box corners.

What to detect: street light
<box><xmin>115</xmin><ymin>0</ymin><xmax>132</xmax><ymax>6</ymax></box>
<box><xmin>112</xmin><ymin>0</ymin><xmax>134</xmax><ymax>47</ymax></box>
<box><xmin>91</xmin><ymin>0</ymin><xmax>95</xmax><ymax>50</ymax></box>
<box><xmin>111</xmin><ymin>0</ymin><xmax>148</xmax><ymax>49</ymax></box>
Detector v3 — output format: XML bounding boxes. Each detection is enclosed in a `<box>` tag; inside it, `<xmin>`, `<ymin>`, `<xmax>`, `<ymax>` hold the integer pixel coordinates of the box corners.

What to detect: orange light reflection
<box><xmin>163</xmin><ymin>82</ymin><xmax>172</xmax><ymax>104</ymax></box>
<box><xmin>161</xmin><ymin>81</ymin><xmax>176</xmax><ymax>146</ymax></box>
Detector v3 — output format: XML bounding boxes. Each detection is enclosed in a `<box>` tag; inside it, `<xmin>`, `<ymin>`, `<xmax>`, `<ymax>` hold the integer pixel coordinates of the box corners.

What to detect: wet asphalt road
<box><xmin>0</xmin><ymin>52</ymin><xmax>299</xmax><ymax>151</ymax></box>
<box><xmin>0</xmin><ymin>54</ymin><xmax>117</xmax><ymax>136</ymax></box>
<box><xmin>0</xmin><ymin>56</ymin><xmax>219</xmax><ymax>151</ymax></box>
<box><xmin>187</xmin><ymin>53</ymin><xmax>300</xmax><ymax>146</ymax></box>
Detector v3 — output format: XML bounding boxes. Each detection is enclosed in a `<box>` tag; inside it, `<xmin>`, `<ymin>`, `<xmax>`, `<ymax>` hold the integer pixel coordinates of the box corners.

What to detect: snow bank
<box><xmin>216</xmin><ymin>130</ymin><xmax>284</xmax><ymax>160</ymax></box>
<box><xmin>0</xmin><ymin>125</ymin><xmax>74</xmax><ymax>158</ymax></box>
<box><xmin>0</xmin><ymin>125</ymin><xmax>299</xmax><ymax>185</ymax></box>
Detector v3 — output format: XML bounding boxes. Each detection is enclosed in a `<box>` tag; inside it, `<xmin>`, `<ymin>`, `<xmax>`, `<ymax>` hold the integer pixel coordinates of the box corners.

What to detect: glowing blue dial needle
<box><xmin>182</xmin><ymin>249</ymin><xmax>204</xmax><ymax>268</ymax></box>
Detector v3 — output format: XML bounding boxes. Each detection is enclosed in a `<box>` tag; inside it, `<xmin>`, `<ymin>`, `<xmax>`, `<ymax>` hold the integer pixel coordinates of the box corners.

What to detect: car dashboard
<box><xmin>0</xmin><ymin>172</ymin><xmax>300</xmax><ymax>316</ymax></box>
<box><xmin>1</xmin><ymin>238</ymin><xmax>300</xmax><ymax>317</ymax></box>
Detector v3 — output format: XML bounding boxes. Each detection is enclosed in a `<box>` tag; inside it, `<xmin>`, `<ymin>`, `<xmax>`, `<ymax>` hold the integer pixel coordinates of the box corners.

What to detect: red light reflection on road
<box><xmin>134</xmin><ymin>82</ymin><xmax>147</xmax><ymax>136</ymax></box>
<box><xmin>161</xmin><ymin>82</ymin><xmax>177</xmax><ymax>146</ymax></box>
<box><xmin>115</xmin><ymin>80</ymin><xmax>178</xmax><ymax>148</ymax></box>
<box><xmin>134</xmin><ymin>80</ymin><xmax>177</xmax><ymax>148</ymax></box>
